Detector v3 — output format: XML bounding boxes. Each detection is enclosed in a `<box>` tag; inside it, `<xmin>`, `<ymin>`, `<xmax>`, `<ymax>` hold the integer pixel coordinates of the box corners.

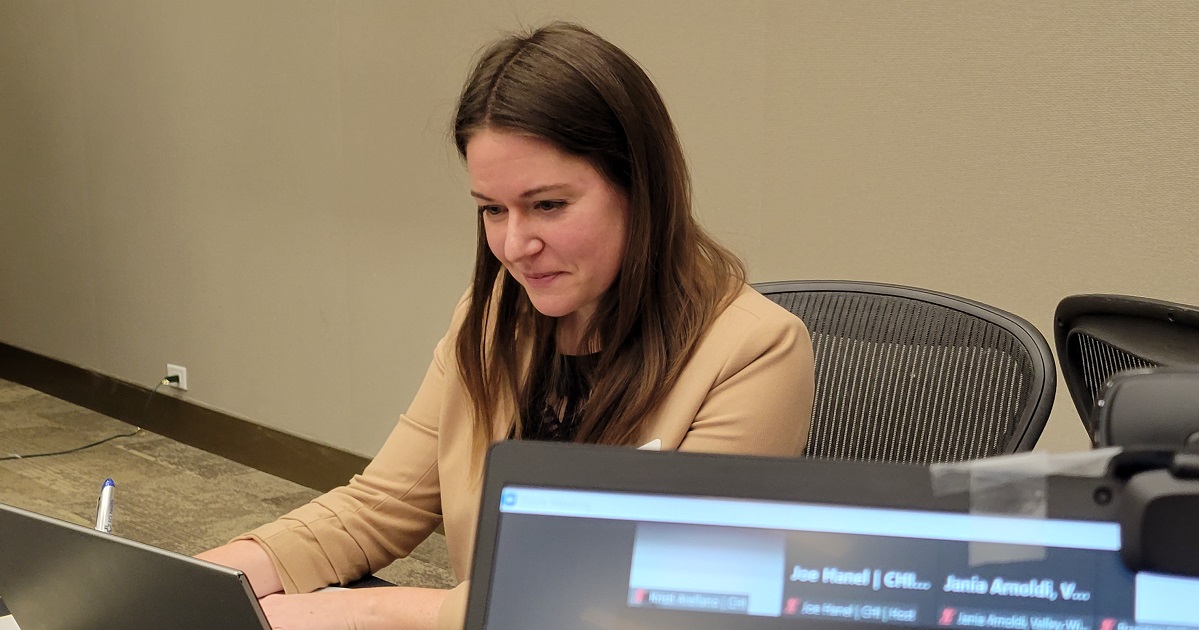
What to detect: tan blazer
<box><xmin>240</xmin><ymin>283</ymin><xmax>814</xmax><ymax>628</ymax></box>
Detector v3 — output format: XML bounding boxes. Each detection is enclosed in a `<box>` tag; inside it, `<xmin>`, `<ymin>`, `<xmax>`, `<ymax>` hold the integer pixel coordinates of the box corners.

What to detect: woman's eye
<box><xmin>533</xmin><ymin>200</ymin><xmax>565</xmax><ymax>212</ymax></box>
<box><xmin>479</xmin><ymin>205</ymin><xmax>504</xmax><ymax>217</ymax></box>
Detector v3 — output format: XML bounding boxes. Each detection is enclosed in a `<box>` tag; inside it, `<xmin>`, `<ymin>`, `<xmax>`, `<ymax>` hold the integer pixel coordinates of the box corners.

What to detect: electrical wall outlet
<box><xmin>166</xmin><ymin>364</ymin><xmax>188</xmax><ymax>391</ymax></box>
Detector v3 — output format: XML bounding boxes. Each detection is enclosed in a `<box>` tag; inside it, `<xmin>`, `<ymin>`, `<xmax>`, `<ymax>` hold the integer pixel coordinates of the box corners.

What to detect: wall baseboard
<box><xmin>0</xmin><ymin>342</ymin><xmax>369</xmax><ymax>492</ymax></box>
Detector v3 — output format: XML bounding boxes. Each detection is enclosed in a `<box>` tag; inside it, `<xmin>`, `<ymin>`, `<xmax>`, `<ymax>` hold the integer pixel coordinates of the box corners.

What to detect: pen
<box><xmin>94</xmin><ymin>478</ymin><xmax>115</xmax><ymax>533</ymax></box>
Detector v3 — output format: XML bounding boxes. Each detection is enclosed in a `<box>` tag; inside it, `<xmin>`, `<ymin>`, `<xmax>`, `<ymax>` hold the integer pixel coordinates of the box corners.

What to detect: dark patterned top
<box><xmin>522</xmin><ymin>353</ymin><xmax>597</xmax><ymax>442</ymax></box>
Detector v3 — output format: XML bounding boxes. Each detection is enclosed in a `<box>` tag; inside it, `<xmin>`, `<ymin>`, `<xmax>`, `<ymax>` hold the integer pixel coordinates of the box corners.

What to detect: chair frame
<box><xmin>755</xmin><ymin>280</ymin><xmax>1057</xmax><ymax>456</ymax></box>
<box><xmin>1054</xmin><ymin>294</ymin><xmax>1199</xmax><ymax>433</ymax></box>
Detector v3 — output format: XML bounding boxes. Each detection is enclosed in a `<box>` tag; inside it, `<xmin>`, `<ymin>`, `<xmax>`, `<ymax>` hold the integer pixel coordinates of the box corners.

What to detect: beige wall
<box><xmin>2</xmin><ymin>1</ymin><xmax>1196</xmax><ymax>456</ymax></box>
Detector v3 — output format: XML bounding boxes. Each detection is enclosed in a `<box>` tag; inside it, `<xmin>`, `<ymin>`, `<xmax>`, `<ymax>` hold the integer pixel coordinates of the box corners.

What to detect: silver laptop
<box><xmin>0</xmin><ymin>502</ymin><xmax>269</xmax><ymax>630</ymax></box>
<box><xmin>465</xmin><ymin>441</ymin><xmax>1199</xmax><ymax>629</ymax></box>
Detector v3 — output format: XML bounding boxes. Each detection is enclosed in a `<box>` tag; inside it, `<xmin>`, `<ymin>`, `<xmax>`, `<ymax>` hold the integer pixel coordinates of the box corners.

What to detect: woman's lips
<box><xmin>523</xmin><ymin>271</ymin><xmax>563</xmax><ymax>288</ymax></box>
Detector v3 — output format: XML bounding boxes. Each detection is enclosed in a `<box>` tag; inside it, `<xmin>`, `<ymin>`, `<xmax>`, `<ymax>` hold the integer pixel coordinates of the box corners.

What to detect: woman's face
<box><xmin>467</xmin><ymin>129</ymin><xmax>628</xmax><ymax>348</ymax></box>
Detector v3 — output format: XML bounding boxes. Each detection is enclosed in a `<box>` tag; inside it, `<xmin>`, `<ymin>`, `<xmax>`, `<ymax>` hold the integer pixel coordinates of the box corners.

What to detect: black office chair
<box><xmin>1054</xmin><ymin>294</ymin><xmax>1199</xmax><ymax>439</ymax></box>
<box><xmin>755</xmin><ymin>280</ymin><xmax>1056</xmax><ymax>465</ymax></box>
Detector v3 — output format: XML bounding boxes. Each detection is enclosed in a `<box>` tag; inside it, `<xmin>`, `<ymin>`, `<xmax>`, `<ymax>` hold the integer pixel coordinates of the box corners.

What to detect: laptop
<box><xmin>0</xmin><ymin>502</ymin><xmax>269</xmax><ymax>630</ymax></box>
<box><xmin>465</xmin><ymin>441</ymin><xmax>1199</xmax><ymax>629</ymax></box>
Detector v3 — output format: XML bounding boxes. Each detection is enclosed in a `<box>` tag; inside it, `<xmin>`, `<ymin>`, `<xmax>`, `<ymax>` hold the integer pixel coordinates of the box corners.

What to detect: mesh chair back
<box><xmin>756</xmin><ymin>281</ymin><xmax>1055</xmax><ymax>465</ymax></box>
<box><xmin>1054</xmin><ymin>294</ymin><xmax>1199</xmax><ymax>437</ymax></box>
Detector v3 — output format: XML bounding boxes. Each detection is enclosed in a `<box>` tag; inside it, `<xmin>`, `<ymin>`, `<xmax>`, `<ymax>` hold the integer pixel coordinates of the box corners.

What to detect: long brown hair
<box><xmin>453</xmin><ymin>22</ymin><xmax>746</xmax><ymax>454</ymax></box>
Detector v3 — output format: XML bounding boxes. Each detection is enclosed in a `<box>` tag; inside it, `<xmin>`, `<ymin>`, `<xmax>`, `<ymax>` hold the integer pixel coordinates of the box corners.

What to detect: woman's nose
<box><xmin>504</xmin><ymin>213</ymin><xmax>543</xmax><ymax>261</ymax></box>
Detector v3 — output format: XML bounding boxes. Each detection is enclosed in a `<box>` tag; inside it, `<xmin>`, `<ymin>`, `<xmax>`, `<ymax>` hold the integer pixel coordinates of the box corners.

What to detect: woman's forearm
<box><xmin>352</xmin><ymin>586</ymin><xmax>447</xmax><ymax>629</ymax></box>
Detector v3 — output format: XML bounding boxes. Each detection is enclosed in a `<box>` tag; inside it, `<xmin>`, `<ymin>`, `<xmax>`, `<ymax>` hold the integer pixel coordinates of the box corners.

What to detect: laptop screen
<box><xmin>466</xmin><ymin>443</ymin><xmax>1199</xmax><ymax>630</ymax></box>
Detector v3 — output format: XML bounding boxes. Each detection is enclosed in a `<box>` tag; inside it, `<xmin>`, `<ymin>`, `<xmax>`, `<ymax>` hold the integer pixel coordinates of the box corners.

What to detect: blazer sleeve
<box><xmin>236</xmin><ymin>304</ymin><xmax>464</xmax><ymax>594</ymax></box>
<box><xmin>677</xmin><ymin>296</ymin><xmax>815</xmax><ymax>457</ymax></box>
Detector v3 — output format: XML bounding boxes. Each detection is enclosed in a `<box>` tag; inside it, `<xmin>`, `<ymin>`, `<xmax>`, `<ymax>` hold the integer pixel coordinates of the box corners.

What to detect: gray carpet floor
<box><xmin>0</xmin><ymin>377</ymin><xmax>455</xmax><ymax>589</ymax></box>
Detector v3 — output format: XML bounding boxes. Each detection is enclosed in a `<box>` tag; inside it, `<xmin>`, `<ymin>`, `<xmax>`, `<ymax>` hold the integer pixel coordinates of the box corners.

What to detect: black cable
<box><xmin>0</xmin><ymin>429</ymin><xmax>142</xmax><ymax>461</ymax></box>
<box><xmin>0</xmin><ymin>377</ymin><xmax>175</xmax><ymax>461</ymax></box>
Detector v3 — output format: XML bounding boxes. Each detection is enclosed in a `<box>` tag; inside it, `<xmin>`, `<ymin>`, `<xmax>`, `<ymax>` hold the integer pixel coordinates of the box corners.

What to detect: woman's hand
<box><xmin>195</xmin><ymin>539</ymin><xmax>284</xmax><ymax>597</ymax></box>
<box><xmin>260</xmin><ymin>587</ymin><xmax>448</xmax><ymax>630</ymax></box>
<box><xmin>259</xmin><ymin>591</ymin><xmax>361</xmax><ymax>630</ymax></box>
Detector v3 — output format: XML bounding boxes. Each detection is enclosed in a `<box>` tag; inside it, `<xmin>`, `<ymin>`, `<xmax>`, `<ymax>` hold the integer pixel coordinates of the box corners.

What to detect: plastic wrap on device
<box><xmin>927</xmin><ymin>448</ymin><xmax>1120</xmax><ymax>566</ymax></box>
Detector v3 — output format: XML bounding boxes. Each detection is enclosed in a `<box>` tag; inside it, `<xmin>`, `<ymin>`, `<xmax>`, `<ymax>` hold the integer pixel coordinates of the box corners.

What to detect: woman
<box><xmin>200</xmin><ymin>21</ymin><xmax>814</xmax><ymax>630</ymax></box>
